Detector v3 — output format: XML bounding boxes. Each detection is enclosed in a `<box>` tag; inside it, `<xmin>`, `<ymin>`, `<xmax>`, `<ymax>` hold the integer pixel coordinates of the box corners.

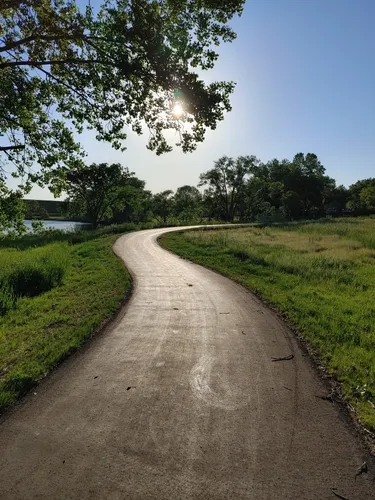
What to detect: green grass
<box><xmin>0</xmin><ymin>244</ymin><xmax>70</xmax><ymax>315</ymax></box>
<box><xmin>0</xmin><ymin>235</ymin><xmax>130</xmax><ymax>410</ymax></box>
<box><xmin>160</xmin><ymin>218</ymin><xmax>375</xmax><ymax>431</ymax></box>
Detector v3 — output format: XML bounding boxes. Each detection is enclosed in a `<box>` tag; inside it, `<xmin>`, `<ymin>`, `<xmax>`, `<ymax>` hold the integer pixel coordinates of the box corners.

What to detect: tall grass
<box><xmin>0</xmin><ymin>244</ymin><xmax>70</xmax><ymax>315</ymax></box>
<box><xmin>161</xmin><ymin>218</ymin><xmax>375</xmax><ymax>430</ymax></box>
<box><xmin>0</xmin><ymin>235</ymin><xmax>129</xmax><ymax>410</ymax></box>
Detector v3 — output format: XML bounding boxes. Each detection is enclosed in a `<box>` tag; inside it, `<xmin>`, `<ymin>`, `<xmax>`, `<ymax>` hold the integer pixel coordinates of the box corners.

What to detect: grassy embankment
<box><xmin>0</xmin><ymin>223</ymin><xmax>144</xmax><ymax>410</ymax></box>
<box><xmin>161</xmin><ymin>218</ymin><xmax>375</xmax><ymax>430</ymax></box>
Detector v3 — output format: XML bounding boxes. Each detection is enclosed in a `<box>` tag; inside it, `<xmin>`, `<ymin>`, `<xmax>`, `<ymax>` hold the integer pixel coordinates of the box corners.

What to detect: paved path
<box><xmin>0</xmin><ymin>227</ymin><xmax>373</xmax><ymax>499</ymax></box>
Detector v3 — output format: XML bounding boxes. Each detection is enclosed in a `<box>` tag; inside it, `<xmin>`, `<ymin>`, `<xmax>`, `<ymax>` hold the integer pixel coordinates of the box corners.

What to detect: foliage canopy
<box><xmin>0</xmin><ymin>0</ymin><xmax>245</xmax><ymax>188</ymax></box>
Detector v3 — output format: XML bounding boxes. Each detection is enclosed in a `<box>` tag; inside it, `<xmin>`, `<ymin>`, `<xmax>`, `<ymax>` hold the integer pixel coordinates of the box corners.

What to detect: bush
<box><xmin>0</xmin><ymin>243</ymin><xmax>70</xmax><ymax>315</ymax></box>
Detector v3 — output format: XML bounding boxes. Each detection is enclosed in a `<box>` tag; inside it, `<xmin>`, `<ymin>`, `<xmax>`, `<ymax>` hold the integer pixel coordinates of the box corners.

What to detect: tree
<box><xmin>65</xmin><ymin>162</ymin><xmax>132</xmax><ymax>228</ymax></box>
<box><xmin>152</xmin><ymin>190</ymin><xmax>174</xmax><ymax>223</ymax></box>
<box><xmin>360</xmin><ymin>186</ymin><xmax>375</xmax><ymax>209</ymax></box>
<box><xmin>0</xmin><ymin>183</ymin><xmax>25</xmax><ymax>235</ymax></box>
<box><xmin>173</xmin><ymin>185</ymin><xmax>202</xmax><ymax>221</ymax></box>
<box><xmin>348</xmin><ymin>179</ymin><xmax>375</xmax><ymax>212</ymax></box>
<box><xmin>24</xmin><ymin>200</ymin><xmax>49</xmax><ymax>219</ymax></box>
<box><xmin>245</xmin><ymin>154</ymin><xmax>333</xmax><ymax>220</ymax></box>
<box><xmin>111</xmin><ymin>176</ymin><xmax>153</xmax><ymax>223</ymax></box>
<box><xmin>199</xmin><ymin>156</ymin><xmax>258</xmax><ymax>221</ymax></box>
<box><xmin>244</xmin><ymin>177</ymin><xmax>285</xmax><ymax>220</ymax></box>
<box><xmin>0</xmin><ymin>0</ymin><xmax>245</xmax><ymax>190</ymax></box>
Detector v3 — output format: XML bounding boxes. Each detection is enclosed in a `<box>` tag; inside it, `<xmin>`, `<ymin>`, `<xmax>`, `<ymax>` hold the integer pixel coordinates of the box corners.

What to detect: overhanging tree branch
<box><xmin>0</xmin><ymin>34</ymin><xmax>128</xmax><ymax>53</ymax></box>
<box><xmin>0</xmin><ymin>145</ymin><xmax>25</xmax><ymax>152</ymax></box>
<box><xmin>0</xmin><ymin>58</ymin><xmax>108</xmax><ymax>69</ymax></box>
<box><xmin>38</xmin><ymin>67</ymin><xmax>97</xmax><ymax>110</ymax></box>
<box><xmin>0</xmin><ymin>0</ymin><xmax>30</xmax><ymax>13</ymax></box>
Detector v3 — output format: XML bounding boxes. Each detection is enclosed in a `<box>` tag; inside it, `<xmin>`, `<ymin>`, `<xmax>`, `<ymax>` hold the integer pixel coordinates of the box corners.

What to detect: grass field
<box><xmin>160</xmin><ymin>218</ymin><xmax>375</xmax><ymax>430</ymax></box>
<box><xmin>0</xmin><ymin>235</ymin><xmax>130</xmax><ymax>411</ymax></box>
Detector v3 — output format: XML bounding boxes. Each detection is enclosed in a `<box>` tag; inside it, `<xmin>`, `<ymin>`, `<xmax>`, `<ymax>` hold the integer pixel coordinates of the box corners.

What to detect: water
<box><xmin>24</xmin><ymin>220</ymin><xmax>90</xmax><ymax>231</ymax></box>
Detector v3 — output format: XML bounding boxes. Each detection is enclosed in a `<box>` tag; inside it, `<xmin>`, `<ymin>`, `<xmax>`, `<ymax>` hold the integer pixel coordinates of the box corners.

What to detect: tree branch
<box><xmin>0</xmin><ymin>34</ymin><xmax>129</xmax><ymax>54</ymax></box>
<box><xmin>38</xmin><ymin>67</ymin><xmax>97</xmax><ymax>110</ymax></box>
<box><xmin>0</xmin><ymin>145</ymin><xmax>25</xmax><ymax>152</ymax></box>
<box><xmin>0</xmin><ymin>0</ymin><xmax>32</xmax><ymax>13</ymax></box>
<box><xmin>0</xmin><ymin>58</ymin><xmax>108</xmax><ymax>69</ymax></box>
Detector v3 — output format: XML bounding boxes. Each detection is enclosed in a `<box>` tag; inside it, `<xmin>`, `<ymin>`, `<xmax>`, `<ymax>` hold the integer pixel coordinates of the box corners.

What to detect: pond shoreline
<box><xmin>24</xmin><ymin>219</ymin><xmax>91</xmax><ymax>231</ymax></box>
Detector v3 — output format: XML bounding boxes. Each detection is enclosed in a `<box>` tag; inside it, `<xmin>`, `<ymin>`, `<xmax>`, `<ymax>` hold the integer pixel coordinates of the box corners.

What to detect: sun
<box><xmin>172</xmin><ymin>103</ymin><xmax>184</xmax><ymax>118</ymax></box>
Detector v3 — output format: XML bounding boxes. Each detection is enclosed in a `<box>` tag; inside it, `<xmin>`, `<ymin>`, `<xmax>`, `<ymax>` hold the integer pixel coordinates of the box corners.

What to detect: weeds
<box><xmin>0</xmin><ymin>244</ymin><xmax>69</xmax><ymax>314</ymax></box>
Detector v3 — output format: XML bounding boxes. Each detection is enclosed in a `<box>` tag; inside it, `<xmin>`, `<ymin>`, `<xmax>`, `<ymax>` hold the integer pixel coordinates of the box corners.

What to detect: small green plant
<box><xmin>30</xmin><ymin>219</ymin><xmax>47</xmax><ymax>234</ymax></box>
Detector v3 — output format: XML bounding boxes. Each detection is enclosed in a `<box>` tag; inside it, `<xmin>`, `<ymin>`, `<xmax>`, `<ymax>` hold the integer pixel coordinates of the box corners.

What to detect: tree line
<box><xmin>57</xmin><ymin>153</ymin><xmax>375</xmax><ymax>229</ymax></box>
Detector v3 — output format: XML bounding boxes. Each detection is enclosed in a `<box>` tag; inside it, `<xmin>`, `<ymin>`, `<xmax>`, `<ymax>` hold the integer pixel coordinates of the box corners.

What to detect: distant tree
<box><xmin>173</xmin><ymin>185</ymin><xmax>202</xmax><ymax>221</ymax></box>
<box><xmin>348</xmin><ymin>179</ymin><xmax>375</xmax><ymax>212</ymax></box>
<box><xmin>199</xmin><ymin>156</ymin><xmax>258</xmax><ymax>221</ymax></box>
<box><xmin>281</xmin><ymin>190</ymin><xmax>302</xmax><ymax>219</ymax></box>
<box><xmin>152</xmin><ymin>190</ymin><xmax>174</xmax><ymax>223</ymax></box>
<box><xmin>246</xmin><ymin>153</ymin><xmax>332</xmax><ymax>219</ymax></box>
<box><xmin>324</xmin><ymin>184</ymin><xmax>349</xmax><ymax>211</ymax></box>
<box><xmin>24</xmin><ymin>200</ymin><xmax>49</xmax><ymax>220</ymax></box>
<box><xmin>65</xmin><ymin>163</ymin><xmax>132</xmax><ymax>228</ymax></box>
<box><xmin>360</xmin><ymin>186</ymin><xmax>375</xmax><ymax>209</ymax></box>
<box><xmin>112</xmin><ymin>179</ymin><xmax>153</xmax><ymax>224</ymax></box>
<box><xmin>244</xmin><ymin>177</ymin><xmax>285</xmax><ymax>220</ymax></box>
<box><xmin>0</xmin><ymin>183</ymin><xmax>25</xmax><ymax>235</ymax></box>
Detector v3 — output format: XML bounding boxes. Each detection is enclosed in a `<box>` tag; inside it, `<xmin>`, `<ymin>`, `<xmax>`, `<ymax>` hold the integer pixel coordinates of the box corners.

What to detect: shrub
<box><xmin>0</xmin><ymin>243</ymin><xmax>70</xmax><ymax>315</ymax></box>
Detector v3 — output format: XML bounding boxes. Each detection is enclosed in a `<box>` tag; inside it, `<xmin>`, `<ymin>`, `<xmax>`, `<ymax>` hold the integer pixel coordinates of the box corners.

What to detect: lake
<box><xmin>24</xmin><ymin>220</ymin><xmax>90</xmax><ymax>231</ymax></box>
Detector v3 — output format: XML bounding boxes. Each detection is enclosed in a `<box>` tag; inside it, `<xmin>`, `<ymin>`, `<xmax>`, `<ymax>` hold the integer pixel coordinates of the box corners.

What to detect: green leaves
<box><xmin>0</xmin><ymin>183</ymin><xmax>25</xmax><ymax>236</ymax></box>
<box><xmin>65</xmin><ymin>162</ymin><xmax>143</xmax><ymax>228</ymax></box>
<box><xmin>1</xmin><ymin>0</ymin><xmax>244</xmax><ymax>185</ymax></box>
<box><xmin>199</xmin><ymin>155</ymin><xmax>258</xmax><ymax>221</ymax></box>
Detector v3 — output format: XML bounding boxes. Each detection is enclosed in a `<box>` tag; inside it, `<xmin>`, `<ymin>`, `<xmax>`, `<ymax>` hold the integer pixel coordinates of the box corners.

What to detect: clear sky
<box><xmin>16</xmin><ymin>0</ymin><xmax>375</xmax><ymax>199</ymax></box>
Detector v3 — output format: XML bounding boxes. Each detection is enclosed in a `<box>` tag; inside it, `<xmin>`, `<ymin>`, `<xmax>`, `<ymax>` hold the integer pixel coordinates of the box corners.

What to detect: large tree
<box><xmin>65</xmin><ymin>162</ymin><xmax>134</xmax><ymax>228</ymax></box>
<box><xmin>0</xmin><ymin>183</ymin><xmax>25</xmax><ymax>234</ymax></box>
<box><xmin>151</xmin><ymin>189</ymin><xmax>174</xmax><ymax>223</ymax></box>
<box><xmin>199</xmin><ymin>156</ymin><xmax>257</xmax><ymax>221</ymax></box>
<box><xmin>348</xmin><ymin>178</ymin><xmax>375</xmax><ymax>212</ymax></box>
<box><xmin>0</xmin><ymin>0</ymin><xmax>245</xmax><ymax>191</ymax></box>
<box><xmin>173</xmin><ymin>185</ymin><xmax>202</xmax><ymax>221</ymax></box>
<box><xmin>246</xmin><ymin>153</ymin><xmax>335</xmax><ymax>220</ymax></box>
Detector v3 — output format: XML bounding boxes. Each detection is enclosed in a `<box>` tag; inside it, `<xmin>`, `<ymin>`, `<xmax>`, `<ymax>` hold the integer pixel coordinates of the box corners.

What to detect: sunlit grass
<box><xmin>0</xmin><ymin>235</ymin><xmax>130</xmax><ymax>410</ymax></box>
<box><xmin>161</xmin><ymin>218</ymin><xmax>375</xmax><ymax>430</ymax></box>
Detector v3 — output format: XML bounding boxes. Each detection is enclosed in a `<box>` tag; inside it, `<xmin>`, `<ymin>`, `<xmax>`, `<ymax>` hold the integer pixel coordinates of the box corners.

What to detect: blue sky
<box><xmin>18</xmin><ymin>0</ymin><xmax>375</xmax><ymax>198</ymax></box>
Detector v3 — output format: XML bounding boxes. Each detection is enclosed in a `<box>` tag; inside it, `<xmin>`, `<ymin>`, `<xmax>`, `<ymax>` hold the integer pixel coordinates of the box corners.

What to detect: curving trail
<box><xmin>0</xmin><ymin>227</ymin><xmax>373</xmax><ymax>499</ymax></box>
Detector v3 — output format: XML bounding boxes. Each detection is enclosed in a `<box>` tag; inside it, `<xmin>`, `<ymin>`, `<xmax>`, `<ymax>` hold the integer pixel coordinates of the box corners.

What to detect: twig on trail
<box><xmin>315</xmin><ymin>390</ymin><xmax>335</xmax><ymax>403</ymax></box>
<box><xmin>355</xmin><ymin>461</ymin><xmax>368</xmax><ymax>480</ymax></box>
<box><xmin>283</xmin><ymin>386</ymin><xmax>292</xmax><ymax>391</ymax></box>
<box><xmin>271</xmin><ymin>354</ymin><xmax>294</xmax><ymax>362</ymax></box>
<box><xmin>331</xmin><ymin>489</ymin><xmax>349</xmax><ymax>500</ymax></box>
